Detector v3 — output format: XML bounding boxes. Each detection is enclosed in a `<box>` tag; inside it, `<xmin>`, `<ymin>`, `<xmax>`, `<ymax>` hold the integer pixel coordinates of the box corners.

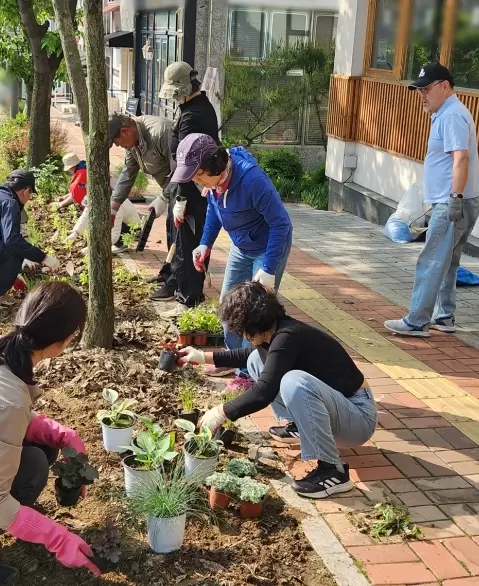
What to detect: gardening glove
<box><xmin>26</xmin><ymin>414</ymin><xmax>86</xmax><ymax>454</ymax></box>
<box><xmin>22</xmin><ymin>259</ymin><xmax>37</xmax><ymax>271</ymax></box>
<box><xmin>448</xmin><ymin>198</ymin><xmax>464</xmax><ymax>223</ymax></box>
<box><xmin>173</xmin><ymin>197</ymin><xmax>187</xmax><ymax>228</ymax></box>
<box><xmin>149</xmin><ymin>196</ymin><xmax>168</xmax><ymax>219</ymax></box>
<box><xmin>253</xmin><ymin>269</ymin><xmax>275</xmax><ymax>290</ymax></box>
<box><xmin>192</xmin><ymin>245</ymin><xmax>211</xmax><ymax>272</ymax></box>
<box><xmin>199</xmin><ymin>405</ymin><xmax>227</xmax><ymax>431</ymax></box>
<box><xmin>178</xmin><ymin>346</ymin><xmax>206</xmax><ymax>365</ymax></box>
<box><xmin>42</xmin><ymin>255</ymin><xmax>60</xmax><ymax>273</ymax></box>
<box><xmin>65</xmin><ymin>231</ymin><xmax>79</xmax><ymax>242</ymax></box>
<box><xmin>7</xmin><ymin>506</ymin><xmax>101</xmax><ymax>577</ymax></box>
<box><xmin>12</xmin><ymin>275</ymin><xmax>27</xmax><ymax>292</ymax></box>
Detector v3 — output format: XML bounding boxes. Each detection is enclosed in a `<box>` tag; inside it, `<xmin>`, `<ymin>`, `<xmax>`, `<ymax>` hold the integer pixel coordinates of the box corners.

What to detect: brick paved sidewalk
<box><xmin>126</xmin><ymin>206</ymin><xmax>479</xmax><ymax>586</ymax></box>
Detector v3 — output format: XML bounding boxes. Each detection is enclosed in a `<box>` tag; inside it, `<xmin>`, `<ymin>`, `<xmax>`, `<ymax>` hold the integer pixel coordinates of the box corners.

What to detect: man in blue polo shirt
<box><xmin>385</xmin><ymin>63</ymin><xmax>479</xmax><ymax>337</ymax></box>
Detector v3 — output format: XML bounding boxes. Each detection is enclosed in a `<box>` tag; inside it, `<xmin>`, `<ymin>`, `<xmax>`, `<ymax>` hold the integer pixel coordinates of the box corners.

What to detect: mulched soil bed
<box><xmin>0</xmin><ymin>202</ymin><xmax>335</xmax><ymax>586</ymax></box>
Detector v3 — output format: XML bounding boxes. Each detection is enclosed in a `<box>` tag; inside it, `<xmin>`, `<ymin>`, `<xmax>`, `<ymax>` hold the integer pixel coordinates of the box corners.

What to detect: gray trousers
<box><xmin>248</xmin><ymin>351</ymin><xmax>378</xmax><ymax>466</ymax></box>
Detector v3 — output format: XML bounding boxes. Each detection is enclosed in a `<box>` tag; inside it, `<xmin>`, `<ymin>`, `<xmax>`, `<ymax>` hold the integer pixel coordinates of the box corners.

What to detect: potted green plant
<box><xmin>227</xmin><ymin>458</ymin><xmax>257</xmax><ymax>478</ymax></box>
<box><xmin>121</xmin><ymin>431</ymin><xmax>178</xmax><ymax>497</ymax></box>
<box><xmin>129</xmin><ymin>462</ymin><xmax>209</xmax><ymax>553</ymax></box>
<box><xmin>177</xmin><ymin>311</ymin><xmax>195</xmax><ymax>345</ymax></box>
<box><xmin>178</xmin><ymin>380</ymin><xmax>199</xmax><ymax>425</ymax></box>
<box><xmin>175</xmin><ymin>419</ymin><xmax>223</xmax><ymax>481</ymax></box>
<box><xmin>51</xmin><ymin>447</ymin><xmax>99</xmax><ymax>506</ymax></box>
<box><xmin>96</xmin><ymin>389</ymin><xmax>137</xmax><ymax>452</ymax></box>
<box><xmin>205</xmin><ymin>472</ymin><xmax>241</xmax><ymax>510</ymax></box>
<box><xmin>239</xmin><ymin>478</ymin><xmax>269</xmax><ymax>518</ymax></box>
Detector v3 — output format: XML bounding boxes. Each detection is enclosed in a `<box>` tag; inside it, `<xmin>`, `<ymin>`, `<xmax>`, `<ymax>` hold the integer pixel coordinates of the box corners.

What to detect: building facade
<box><xmin>326</xmin><ymin>0</ymin><xmax>479</xmax><ymax>238</ymax></box>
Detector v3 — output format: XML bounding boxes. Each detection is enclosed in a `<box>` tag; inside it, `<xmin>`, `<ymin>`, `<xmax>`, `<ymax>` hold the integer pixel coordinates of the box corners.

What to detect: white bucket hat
<box><xmin>63</xmin><ymin>152</ymin><xmax>81</xmax><ymax>172</ymax></box>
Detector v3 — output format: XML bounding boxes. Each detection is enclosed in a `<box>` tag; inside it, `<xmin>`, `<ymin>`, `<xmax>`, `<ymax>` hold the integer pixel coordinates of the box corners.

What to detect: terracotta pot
<box><xmin>178</xmin><ymin>332</ymin><xmax>193</xmax><ymax>345</ymax></box>
<box><xmin>193</xmin><ymin>332</ymin><xmax>208</xmax><ymax>346</ymax></box>
<box><xmin>54</xmin><ymin>478</ymin><xmax>82</xmax><ymax>507</ymax></box>
<box><xmin>240</xmin><ymin>500</ymin><xmax>264</xmax><ymax>518</ymax></box>
<box><xmin>209</xmin><ymin>487</ymin><xmax>231</xmax><ymax>510</ymax></box>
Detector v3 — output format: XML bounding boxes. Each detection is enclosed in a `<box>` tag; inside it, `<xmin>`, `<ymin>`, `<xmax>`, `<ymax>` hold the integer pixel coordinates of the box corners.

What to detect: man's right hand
<box><xmin>192</xmin><ymin>245</ymin><xmax>211</xmax><ymax>272</ymax></box>
<box><xmin>149</xmin><ymin>196</ymin><xmax>168</xmax><ymax>219</ymax></box>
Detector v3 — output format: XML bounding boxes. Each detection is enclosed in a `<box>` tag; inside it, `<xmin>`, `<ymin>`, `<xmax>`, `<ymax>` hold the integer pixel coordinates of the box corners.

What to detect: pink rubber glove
<box><xmin>8</xmin><ymin>506</ymin><xmax>101</xmax><ymax>576</ymax></box>
<box><xmin>26</xmin><ymin>414</ymin><xmax>86</xmax><ymax>455</ymax></box>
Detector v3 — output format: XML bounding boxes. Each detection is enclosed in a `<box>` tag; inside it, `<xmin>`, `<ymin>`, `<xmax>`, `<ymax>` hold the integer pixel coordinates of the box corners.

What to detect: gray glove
<box><xmin>448</xmin><ymin>199</ymin><xmax>463</xmax><ymax>223</ymax></box>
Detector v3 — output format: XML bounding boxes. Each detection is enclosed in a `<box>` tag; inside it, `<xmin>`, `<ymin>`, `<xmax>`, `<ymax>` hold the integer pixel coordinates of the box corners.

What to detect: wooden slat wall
<box><xmin>327</xmin><ymin>74</ymin><xmax>479</xmax><ymax>163</ymax></box>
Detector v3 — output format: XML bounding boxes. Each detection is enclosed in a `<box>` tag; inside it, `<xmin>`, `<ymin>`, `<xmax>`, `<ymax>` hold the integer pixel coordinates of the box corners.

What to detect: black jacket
<box><xmin>170</xmin><ymin>92</ymin><xmax>219</xmax><ymax>203</ymax></box>
<box><xmin>0</xmin><ymin>185</ymin><xmax>46</xmax><ymax>263</ymax></box>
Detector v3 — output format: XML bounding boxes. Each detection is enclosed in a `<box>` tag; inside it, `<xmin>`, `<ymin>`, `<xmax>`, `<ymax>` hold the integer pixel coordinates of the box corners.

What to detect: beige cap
<box><xmin>159</xmin><ymin>61</ymin><xmax>197</xmax><ymax>100</ymax></box>
<box><xmin>63</xmin><ymin>153</ymin><xmax>81</xmax><ymax>172</ymax></box>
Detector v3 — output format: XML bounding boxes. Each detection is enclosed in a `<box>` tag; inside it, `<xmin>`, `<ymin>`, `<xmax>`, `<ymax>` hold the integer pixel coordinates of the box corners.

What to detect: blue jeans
<box><xmin>406</xmin><ymin>198</ymin><xmax>479</xmax><ymax>328</ymax></box>
<box><xmin>220</xmin><ymin>235</ymin><xmax>292</xmax><ymax>375</ymax></box>
<box><xmin>247</xmin><ymin>351</ymin><xmax>377</xmax><ymax>465</ymax></box>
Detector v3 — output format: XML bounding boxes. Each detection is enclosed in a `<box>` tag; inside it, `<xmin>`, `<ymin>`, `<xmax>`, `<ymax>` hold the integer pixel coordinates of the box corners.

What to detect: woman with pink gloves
<box><xmin>0</xmin><ymin>281</ymin><xmax>100</xmax><ymax>577</ymax></box>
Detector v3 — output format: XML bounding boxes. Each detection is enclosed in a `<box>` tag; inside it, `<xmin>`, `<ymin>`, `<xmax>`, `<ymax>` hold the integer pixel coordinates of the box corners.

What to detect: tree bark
<box><xmin>82</xmin><ymin>0</ymin><xmax>114</xmax><ymax>349</ymax></box>
<box><xmin>52</xmin><ymin>0</ymin><xmax>89</xmax><ymax>136</ymax></box>
<box><xmin>25</xmin><ymin>83</ymin><xmax>33</xmax><ymax>118</ymax></box>
<box><xmin>18</xmin><ymin>0</ymin><xmax>64</xmax><ymax>166</ymax></box>
<box><xmin>10</xmin><ymin>78</ymin><xmax>19</xmax><ymax>118</ymax></box>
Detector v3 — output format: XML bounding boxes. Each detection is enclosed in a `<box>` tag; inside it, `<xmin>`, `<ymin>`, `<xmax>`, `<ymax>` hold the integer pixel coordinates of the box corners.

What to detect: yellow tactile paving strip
<box><xmin>215</xmin><ymin>233</ymin><xmax>479</xmax><ymax>444</ymax></box>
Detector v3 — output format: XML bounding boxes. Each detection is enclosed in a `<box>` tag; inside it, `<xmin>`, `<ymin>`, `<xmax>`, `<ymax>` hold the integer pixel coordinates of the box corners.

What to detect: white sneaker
<box><xmin>430</xmin><ymin>317</ymin><xmax>456</xmax><ymax>333</ymax></box>
<box><xmin>112</xmin><ymin>244</ymin><xmax>128</xmax><ymax>254</ymax></box>
<box><xmin>159</xmin><ymin>303</ymin><xmax>187</xmax><ymax>319</ymax></box>
<box><xmin>384</xmin><ymin>319</ymin><xmax>430</xmax><ymax>338</ymax></box>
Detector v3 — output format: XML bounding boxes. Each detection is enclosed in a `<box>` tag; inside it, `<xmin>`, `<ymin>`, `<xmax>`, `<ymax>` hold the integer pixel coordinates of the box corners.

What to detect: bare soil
<box><xmin>0</xmin><ymin>204</ymin><xmax>336</xmax><ymax>586</ymax></box>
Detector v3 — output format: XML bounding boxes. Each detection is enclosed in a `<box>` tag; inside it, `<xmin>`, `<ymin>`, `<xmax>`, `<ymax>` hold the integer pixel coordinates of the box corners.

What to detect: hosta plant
<box><xmin>97</xmin><ymin>389</ymin><xmax>137</xmax><ymax>428</ymax></box>
<box><xmin>175</xmin><ymin>419</ymin><xmax>223</xmax><ymax>458</ymax></box>
<box><xmin>122</xmin><ymin>432</ymin><xmax>178</xmax><ymax>471</ymax></box>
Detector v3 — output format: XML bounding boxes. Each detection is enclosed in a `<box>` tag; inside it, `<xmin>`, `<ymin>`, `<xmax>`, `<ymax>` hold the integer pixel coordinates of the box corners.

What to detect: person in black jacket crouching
<box><xmin>0</xmin><ymin>170</ymin><xmax>59</xmax><ymax>296</ymax></box>
<box><xmin>179</xmin><ymin>281</ymin><xmax>378</xmax><ymax>499</ymax></box>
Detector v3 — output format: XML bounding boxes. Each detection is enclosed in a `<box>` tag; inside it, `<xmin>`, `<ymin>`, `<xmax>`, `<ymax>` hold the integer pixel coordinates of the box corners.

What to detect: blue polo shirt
<box><xmin>424</xmin><ymin>94</ymin><xmax>479</xmax><ymax>203</ymax></box>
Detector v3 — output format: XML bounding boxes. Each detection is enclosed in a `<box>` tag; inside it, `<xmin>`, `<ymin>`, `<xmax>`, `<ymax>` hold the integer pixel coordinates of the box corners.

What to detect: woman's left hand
<box><xmin>199</xmin><ymin>405</ymin><xmax>227</xmax><ymax>431</ymax></box>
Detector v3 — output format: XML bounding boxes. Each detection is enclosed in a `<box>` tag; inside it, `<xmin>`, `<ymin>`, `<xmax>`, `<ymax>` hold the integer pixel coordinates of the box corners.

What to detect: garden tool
<box><xmin>164</xmin><ymin>214</ymin><xmax>196</xmax><ymax>264</ymax></box>
<box><xmin>136</xmin><ymin>209</ymin><xmax>156</xmax><ymax>252</ymax></box>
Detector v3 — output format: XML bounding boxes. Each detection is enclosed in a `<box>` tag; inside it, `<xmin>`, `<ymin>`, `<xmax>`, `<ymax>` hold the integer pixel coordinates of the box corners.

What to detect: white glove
<box><xmin>173</xmin><ymin>198</ymin><xmax>187</xmax><ymax>228</ymax></box>
<box><xmin>149</xmin><ymin>196</ymin><xmax>168</xmax><ymax>219</ymax></box>
<box><xmin>65</xmin><ymin>231</ymin><xmax>79</xmax><ymax>242</ymax></box>
<box><xmin>199</xmin><ymin>405</ymin><xmax>227</xmax><ymax>432</ymax></box>
<box><xmin>253</xmin><ymin>269</ymin><xmax>275</xmax><ymax>290</ymax></box>
<box><xmin>178</xmin><ymin>346</ymin><xmax>206</xmax><ymax>365</ymax></box>
<box><xmin>22</xmin><ymin>259</ymin><xmax>37</xmax><ymax>270</ymax></box>
<box><xmin>42</xmin><ymin>255</ymin><xmax>60</xmax><ymax>273</ymax></box>
<box><xmin>192</xmin><ymin>245</ymin><xmax>211</xmax><ymax>272</ymax></box>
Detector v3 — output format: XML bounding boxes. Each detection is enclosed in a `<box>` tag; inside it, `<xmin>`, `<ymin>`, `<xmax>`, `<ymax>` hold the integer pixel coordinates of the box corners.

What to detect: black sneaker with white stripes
<box><xmin>268</xmin><ymin>422</ymin><xmax>300</xmax><ymax>445</ymax></box>
<box><xmin>292</xmin><ymin>461</ymin><xmax>353</xmax><ymax>499</ymax></box>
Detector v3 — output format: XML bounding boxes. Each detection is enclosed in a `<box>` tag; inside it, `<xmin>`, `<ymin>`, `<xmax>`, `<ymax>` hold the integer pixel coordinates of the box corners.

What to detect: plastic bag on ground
<box><xmin>457</xmin><ymin>266</ymin><xmax>479</xmax><ymax>286</ymax></box>
<box><xmin>384</xmin><ymin>184</ymin><xmax>428</xmax><ymax>243</ymax></box>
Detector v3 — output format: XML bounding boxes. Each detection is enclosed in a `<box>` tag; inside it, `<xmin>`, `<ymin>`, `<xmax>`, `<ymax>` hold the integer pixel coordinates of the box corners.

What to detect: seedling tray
<box><xmin>174</xmin><ymin>325</ymin><xmax>224</xmax><ymax>348</ymax></box>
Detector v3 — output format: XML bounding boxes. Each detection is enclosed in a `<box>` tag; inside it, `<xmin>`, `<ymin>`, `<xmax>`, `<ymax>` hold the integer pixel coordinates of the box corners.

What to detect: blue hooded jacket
<box><xmin>200</xmin><ymin>147</ymin><xmax>292</xmax><ymax>274</ymax></box>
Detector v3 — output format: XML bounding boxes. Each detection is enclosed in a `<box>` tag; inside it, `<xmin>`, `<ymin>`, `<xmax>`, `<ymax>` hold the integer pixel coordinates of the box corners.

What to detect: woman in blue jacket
<box><xmin>171</xmin><ymin>133</ymin><xmax>292</xmax><ymax>390</ymax></box>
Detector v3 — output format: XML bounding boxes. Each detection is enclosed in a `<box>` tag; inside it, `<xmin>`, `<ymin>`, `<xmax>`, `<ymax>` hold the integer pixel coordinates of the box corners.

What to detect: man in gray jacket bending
<box><xmin>109</xmin><ymin>114</ymin><xmax>172</xmax><ymax>225</ymax></box>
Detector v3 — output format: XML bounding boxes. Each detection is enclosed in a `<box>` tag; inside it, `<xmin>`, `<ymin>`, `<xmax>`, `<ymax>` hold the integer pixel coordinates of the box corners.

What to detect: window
<box><xmin>229</xmin><ymin>9</ymin><xmax>267</xmax><ymax>60</ymax></box>
<box><xmin>270</xmin><ymin>12</ymin><xmax>308</xmax><ymax>50</ymax></box>
<box><xmin>369</xmin><ymin>0</ymin><xmax>399</xmax><ymax>71</ymax></box>
<box><xmin>315</xmin><ymin>13</ymin><xmax>337</xmax><ymax>45</ymax></box>
<box><xmin>452</xmin><ymin>0</ymin><xmax>479</xmax><ymax>89</ymax></box>
<box><xmin>405</xmin><ymin>1</ymin><xmax>442</xmax><ymax>80</ymax></box>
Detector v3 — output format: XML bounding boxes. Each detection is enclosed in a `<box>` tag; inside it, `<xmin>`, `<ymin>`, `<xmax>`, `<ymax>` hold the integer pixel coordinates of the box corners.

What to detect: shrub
<box><xmin>31</xmin><ymin>156</ymin><xmax>69</xmax><ymax>202</ymax></box>
<box><xmin>50</xmin><ymin>120</ymin><xmax>69</xmax><ymax>156</ymax></box>
<box><xmin>0</xmin><ymin>114</ymin><xmax>29</xmax><ymax>169</ymax></box>
<box><xmin>301</xmin><ymin>183</ymin><xmax>329</xmax><ymax>211</ymax></box>
<box><xmin>255</xmin><ymin>148</ymin><xmax>303</xmax><ymax>183</ymax></box>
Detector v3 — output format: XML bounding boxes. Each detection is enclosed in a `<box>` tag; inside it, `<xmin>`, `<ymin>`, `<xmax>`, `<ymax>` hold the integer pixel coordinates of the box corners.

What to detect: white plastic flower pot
<box><xmin>183</xmin><ymin>446</ymin><xmax>219</xmax><ymax>482</ymax></box>
<box><xmin>122</xmin><ymin>455</ymin><xmax>157</xmax><ymax>497</ymax></box>
<box><xmin>101</xmin><ymin>418</ymin><xmax>134</xmax><ymax>452</ymax></box>
<box><xmin>147</xmin><ymin>513</ymin><xmax>186</xmax><ymax>554</ymax></box>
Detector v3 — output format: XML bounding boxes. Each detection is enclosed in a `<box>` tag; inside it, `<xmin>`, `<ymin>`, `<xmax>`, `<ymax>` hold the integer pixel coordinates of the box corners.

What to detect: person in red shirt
<box><xmin>54</xmin><ymin>153</ymin><xmax>87</xmax><ymax>210</ymax></box>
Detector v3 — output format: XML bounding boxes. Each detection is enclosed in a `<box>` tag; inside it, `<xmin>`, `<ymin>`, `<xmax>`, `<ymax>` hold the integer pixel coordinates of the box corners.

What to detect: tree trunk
<box><xmin>52</xmin><ymin>0</ymin><xmax>89</xmax><ymax>136</ymax></box>
<box><xmin>28</xmin><ymin>69</ymin><xmax>53</xmax><ymax>166</ymax></box>
<box><xmin>82</xmin><ymin>0</ymin><xmax>114</xmax><ymax>349</ymax></box>
<box><xmin>18</xmin><ymin>0</ymin><xmax>65</xmax><ymax>166</ymax></box>
<box><xmin>10</xmin><ymin>78</ymin><xmax>19</xmax><ymax>118</ymax></box>
<box><xmin>25</xmin><ymin>84</ymin><xmax>33</xmax><ymax>118</ymax></box>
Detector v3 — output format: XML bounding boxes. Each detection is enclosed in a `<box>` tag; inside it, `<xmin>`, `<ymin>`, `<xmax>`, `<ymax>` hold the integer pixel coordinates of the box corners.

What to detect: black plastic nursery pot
<box><xmin>0</xmin><ymin>565</ymin><xmax>19</xmax><ymax>585</ymax></box>
<box><xmin>158</xmin><ymin>349</ymin><xmax>178</xmax><ymax>373</ymax></box>
<box><xmin>55</xmin><ymin>478</ymin><xmax>82</xmax><ymax>507</ymax></box>
<box><xmin>180</xmin><ymin>410</ymin><xmax>200</xmax><ymax>426</ymax></box>
<box><xmin>215</xmin><ymin>427</ymin><xmax>236</xmax><ymax>447</ymax></box>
